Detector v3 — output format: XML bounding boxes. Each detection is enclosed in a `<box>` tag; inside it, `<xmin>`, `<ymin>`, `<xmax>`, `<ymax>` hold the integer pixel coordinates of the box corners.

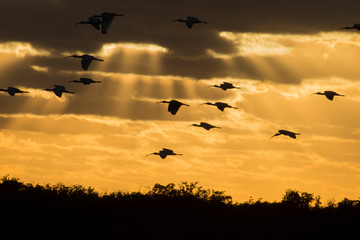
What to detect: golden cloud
<box><xmin>208</xmin><ymin>31</ymin><xmax>360</xmax><ymax>58</ymax></box>
<box><xmin>0</xmin><ymin>42</ymin><xmax>51</xmax><ymax>58</ymax></box>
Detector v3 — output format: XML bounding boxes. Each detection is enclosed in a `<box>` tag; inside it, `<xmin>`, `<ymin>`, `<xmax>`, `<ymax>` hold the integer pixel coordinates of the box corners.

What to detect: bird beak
<box><xmin>270</xmin><ymin>134</ymin><xmax>276</xmax><ymax>140</ymax></box>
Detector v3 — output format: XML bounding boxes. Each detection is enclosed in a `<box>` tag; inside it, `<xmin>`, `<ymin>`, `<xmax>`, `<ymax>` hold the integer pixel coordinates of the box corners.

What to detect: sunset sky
<box><xmin>1</xmin><ymin>0</ymin><xmax>360</xmax><ymax>202</ymax></box>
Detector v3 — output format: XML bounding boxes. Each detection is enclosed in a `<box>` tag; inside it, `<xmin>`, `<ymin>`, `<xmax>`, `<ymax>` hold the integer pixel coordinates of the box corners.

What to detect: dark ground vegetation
<box><xmin>1</xmin><ymin>176</ymin><xmax>360</xmax><ymax>239</ymax></box>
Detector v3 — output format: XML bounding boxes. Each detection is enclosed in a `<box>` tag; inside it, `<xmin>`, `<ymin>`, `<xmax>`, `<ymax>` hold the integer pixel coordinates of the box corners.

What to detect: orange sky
<box><xmin>1</xmin><ymin>0</ymin><xmax>360</xmax><ymax>202</ymax></box>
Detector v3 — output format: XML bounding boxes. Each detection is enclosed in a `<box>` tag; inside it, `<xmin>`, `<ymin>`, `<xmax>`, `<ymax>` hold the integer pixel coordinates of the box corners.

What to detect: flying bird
<box><xmin>339</xmin><ymin>23</ymin><xmax>360</xmax><ymax>31</ymax></box>
<box><xmin>200</xmin><ymin>102</ymin><xmax>238</xmax><ymax>111</ymax></box>
<box><xmin>270</xmin><ymin>130</ymin><xmax>301</xmax><ymax>139</ymax></box>
<box><xmin>157</xmin><ymin>100</ymin><xmax>190</xmax><ymax>115</ymax></box>
<box><xmin>187</xmin><ymin>122</ymin><xmax>221</xmax><ymax>131</ymax></box>
<box><xmin>172</xmin><ymin>16</ymin><xmax>207</xmax><ymax>28</ymax></box>
<box><xmin>208</xmin><ymin>82</ymin><xmax>241</xmax><ymax>91</ymax></box>
<box><xmin>66</xmin><ymin>54</ymin><xmax>104</xmax><ymax>71</ymax></box>
<box><xmin>0</xmin><ymin>87</ymin><xmax>28</xmax><ymax>96</ymax></box>
<box><xmin>147</xmin><ymin>148</ymin><xmax>182</xmax><ymax>159</ymax></box>
<box><xmin>68</xmin><ymin>78</ymin><xmax>101</xmax><ymax>85</ymax></box>
<box><xmin>42</xmin><ymin>85</ymin><xmax>75</xmax><ymax>98</ymax></box>
<box><xmin>75</xmin><ymin>16</ymin><xmax>102</xmax><ymax>30</ymax></box>
<box><xmin>93</xmin><ymin>12</ymin><xmax>124</xmax><ymax>34</ymax></box>
<box><xmin>312</xmin><ymin>91</ymin><xmax>345</xmax><ymax>101</ymax></box>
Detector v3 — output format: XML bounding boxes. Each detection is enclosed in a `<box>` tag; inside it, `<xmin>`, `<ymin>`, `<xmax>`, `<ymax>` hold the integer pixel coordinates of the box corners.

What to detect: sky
<box><xmin>1</xmin><ymin>0</ymin><xmax>360</xmax><ymax>202</ymax></box>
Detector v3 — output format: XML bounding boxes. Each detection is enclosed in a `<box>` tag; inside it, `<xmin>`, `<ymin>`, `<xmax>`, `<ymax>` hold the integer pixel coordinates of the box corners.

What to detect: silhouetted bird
<box><xmin>147</xmin><ymin>148</ymin><xmax>183</xmax><ymax>159</ymax></box>
<box><xmin>312</xmin><ymin>91</ymin><xmax>345</xmax><ymax>101</ymax></box>
<box><xmin>68</xmin><ymin>78</ymin><xmax>101</xmax><ymax>85</ymax></box>
<box><xmin>0</xmin><ymin>87</ymin><xmax>28</xmax><ymax>96</ymax></box>
<box><xmin>42</xmin><ymin>85</ymin><xmax>75</xmax><ymax>98</ymax></box>
<box><xmin>339</xmin><ymin>23</ymin><xmax>360</xmax><ymax>31</ymax></box>
<box><xmin>187</xmin><ymin>122</ymin><xmax>221</xmax><ymax>131</ymax></box>
<box><xmin>172</xmin><ymin>16</ymin><xmax>207</xmax><ymax>28</ymax></box>
<box><xmin>200</xmin><ymin>102</ymin><xmax>238</xmax><ymax>111</ymax></box>
<box><xmin>208</xmin><ymin>82</ymin><xmax>241</xmax><ymax>91</ymax></box>
<box><xmin>75</xmin><ymin>16</ymin><xmax>102</xmax><ymax>30</ymax></box>
<box><xmin>157</xmin><ymin>100</ymin><xmax>190</xmax><ymax>115</ymax></box>
<box><xmin>271</xmin><ymin>130</ymin><xmax>301</xmax><ymax>139</ymax></box>
<box><xmin>66</xmin><ymin>54</ymin><xmax>104</xmax><ymax>71</ymax></box>
<box><xmin>93</xmin><ymin>12</ymin><xmax>124</xmax><ymax>34</ymax></box>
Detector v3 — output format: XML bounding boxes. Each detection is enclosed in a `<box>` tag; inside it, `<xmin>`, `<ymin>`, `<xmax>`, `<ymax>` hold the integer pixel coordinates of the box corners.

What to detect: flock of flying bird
<box><xmin>0</xmin><ymin>12</ymin><xmax>353</xmax><ymax>159</ymax></box>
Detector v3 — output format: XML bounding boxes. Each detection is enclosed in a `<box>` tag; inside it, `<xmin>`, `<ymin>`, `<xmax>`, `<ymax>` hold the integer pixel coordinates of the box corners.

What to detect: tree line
<box><xmin>1</xmin><ymin>175</ymin><xmax>359</xmax><ymax>238</ymax></box>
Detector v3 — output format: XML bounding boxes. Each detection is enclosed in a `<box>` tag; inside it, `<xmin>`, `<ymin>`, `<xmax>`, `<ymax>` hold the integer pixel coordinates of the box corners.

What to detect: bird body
<box><xmin>187</xmin><ymin>122</ymin><xmax>220</xmax><ymax>131</ymax></box>
<box><xmin>271</xmin><ymin>130</ymin><xmax>300</xmax><ymax>139</ymax></box>
<box><xmin>157</xmin><ymin>100</ymin><xmax>190</xmax><ymax>115</ymax></box>
<box><xmin>313</xmin><ymin>91</ymin><xmax>345</xmax><ymax>101</ymax></box>
<box><xmin>147</xmin><ymin>148</ymin><xmax>182</xmax><ymax>159</ymax></box>
<box><xmin>172</xmin><ymin>16</ymin><xmax>207</xmax><ymax>28</ymax></box>
<box><xmin>75</xmin><ymin>16</ymin><xmax>102</xmax><ymax>30</ymax></box>
<box><xmin>200</xmin><ymin>102</ymin><xmax>238</xmax><ymax>111</ymax></box>
<box><xmin>208</xmin><ymin>82</ymin><xmax>241</xmax><ymax>91</ymax></box>
<box><xmin>339</xmin><ymin>23</ymin><xmax>360</xmax><ymax>30</ymax></box>
<box><xmin>93</xmin><ymin>12</ymin><xmax>124</xmax><ymax>34</ymax></box>
<box><xmin>0</xmin><ymin>87</ymin><xmax>28</xmax><ymax>96</ymax></box>
<box><xmin>66</xmin><ymin>54</ymin><xmax>104</xmax><ymax>70</ymax></box>
<box><xmin>42</xmin><ymin>85</ymin><xmax>75</xmax><ymax>98</ymax></box>
<box><xmin>69</xmin><ymin>78</ymin><xmax>101</xmax><ymax>85</ymax></box>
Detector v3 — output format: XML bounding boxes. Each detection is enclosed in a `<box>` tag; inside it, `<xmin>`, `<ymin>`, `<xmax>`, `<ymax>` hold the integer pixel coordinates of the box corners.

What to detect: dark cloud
<box><xmin>3</xmin><ymin>0</ymin><xmax>360</xmax><ymax>52</ymax></box>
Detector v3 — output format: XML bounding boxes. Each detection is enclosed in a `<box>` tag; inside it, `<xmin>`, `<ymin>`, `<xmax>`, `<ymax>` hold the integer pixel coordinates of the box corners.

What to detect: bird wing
<box><xmin>187</xmin><ymin>16</ymin><xmax>198</xmax><ymax>21</ymax></box>
<box><xmin>101</xmin><ymin>14</ymin><xmax>115</xmax><ymax>34</ymax></box>
<box><xmin>288</xmin><ymin>132</ymin><xmax>296</xmax><ymax>139</ymax></box>
<box><xmin>325</xmin><ymin>94</ymin><xmax>334</xmax><ymax>101</ymax></box>
<box><xmin>200</xmin><ymin>122</ymin><xmax>211</xmax><ymax>128</ymax></box>
<box><xmin>54</xmin><ymin>90</ymin><xmax>63</xmax><ymax>98</ymax></box>
<box><xmin>81</xmin><ymin>57</ymin><xmax>92</xmax><ymax>70</ymax></box>
<box><xmin>222</xmin><ymin>82</ymin><xmax>232</xmax><ymax>87</ymax></box>
<box><xmin>89</xmin><ymin>16</ymin><xmax>101</xmax><ymax>30</ymax></box>
<box><xmin>162</xmin><ymin>148</ymin><xmax>174</xmax><ymax>154</ymax></box>
<box><xmin>185</xmin><ymin>22</ymin><xmax>193</xmax><ymax>28</ymax></box>
<box><xmin>53</xmin><ymin>85</ymin><xmax>65</xmax><ymax>98</ymax></box>
<box><xmin>168</xmin><ymin>101</ymin><xmax>181</xmax><ymax>115</ymax></box>
<box><xmin>80</xmin><ymin>78</ymin><xmax>92</xmax><ymax>84</ymax></box>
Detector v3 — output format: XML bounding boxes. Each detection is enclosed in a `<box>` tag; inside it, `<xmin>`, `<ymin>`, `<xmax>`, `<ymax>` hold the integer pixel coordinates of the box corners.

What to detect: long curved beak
<box><xmin>270</xmin><ymin>134</ymin><xmax>277</xmax><ymax>140</ymax></box>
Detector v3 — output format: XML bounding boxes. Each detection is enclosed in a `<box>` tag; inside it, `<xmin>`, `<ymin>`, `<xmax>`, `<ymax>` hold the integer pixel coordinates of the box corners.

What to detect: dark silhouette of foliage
<box><xmin>281</xmin><ymin>189</ymin><xmax>315</xmax><ymax>209</ymax></box>
<box><xmin>1</xmin><ymin>176</ymin><xmax>360</xmax><ymax>238</ymax></box>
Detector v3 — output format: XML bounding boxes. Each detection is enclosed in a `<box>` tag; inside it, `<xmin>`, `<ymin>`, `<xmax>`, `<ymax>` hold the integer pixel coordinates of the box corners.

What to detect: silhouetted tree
<box><xmin>281</xmin><ymin>189</ymin><xmax>315</xmax><ymax>209</ymax></box>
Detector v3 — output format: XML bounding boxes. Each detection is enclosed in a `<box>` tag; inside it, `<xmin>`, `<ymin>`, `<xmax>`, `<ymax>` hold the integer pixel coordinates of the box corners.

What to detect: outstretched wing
<box><xmin>325</xmin><ymin>94</ymin><xmax>334</xmax><ymax>101</ymax></box>
<box><xmin>101</xmin><ymin>13</ymin><xmax>115</xmax><ymax>34</ymax></box>
<box><xmin>162</xmin><ymin>148</ymin><xmax>174</xmax><ymax>154</ymax></box>
<box><xmin>168</xmin><ymin>101</ymin><xmax>181</xmax><ymax>115</ymax></box>
<box><xmin>81</xmin><ymin>57</ymin><xmax>92</xmax><ymax>70</ymax></box>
